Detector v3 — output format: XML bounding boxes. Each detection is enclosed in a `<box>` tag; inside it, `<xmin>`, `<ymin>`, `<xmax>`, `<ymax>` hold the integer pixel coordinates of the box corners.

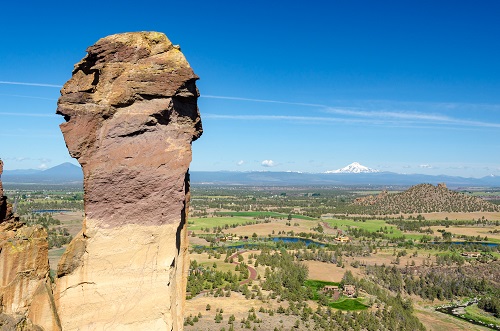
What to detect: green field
<box><xmin>324</xmin><ymin>219</ymin><xmax>400</xmax><ymax>235</ymax></box>
<box><xmin>188</xmin><ymin>212</ymin><xmax>316</xmax><ymax>232</ymax></box>
<box><xmin>188</xmin><ymin>216</ymin><xmax>253</xmax><ymax>230</ymax></box>
<box><xmin>464</xmin><ymin>303</ymin><xmax>500</xmax><ymax>327</ymax></box>
<box><xmin>215</xmin><ymin>211</ymin><xmax>316</xmax><ymax>220</ymax></box>
<box><xmin>322</xmin><ymin>218</ymin><xmax>429</xmax><ymax>241</ymax></box>
<box><xmin>329</xmin><ymin>298</ymin><xmax>369</xmax><ymax>310</ymax></box>
<box><xmin>304</xmin><ymin>279</ymin><xmax>340</xmax><ymax>290</ymax></box>
<box><xmin>304</xmin><ymin>279</ymin><xmax>340</xmax><ymax>300</ymax></box>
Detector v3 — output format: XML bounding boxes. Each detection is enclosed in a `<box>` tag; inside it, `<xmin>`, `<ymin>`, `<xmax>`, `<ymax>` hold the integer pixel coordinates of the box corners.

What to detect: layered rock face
<box><xmin>0</xmin><ymin>160</ymin><xmax>60</xmax><ymax>330</ymax></box>
<box><xmin>0</xmin><ymin>159</ymin><xmax>13</xmax><ymax>221</ymax></box>
<box><xmin>55</xmin><ymin>32</ymin><xmax>202</xmax><ymax>330</ymax></box>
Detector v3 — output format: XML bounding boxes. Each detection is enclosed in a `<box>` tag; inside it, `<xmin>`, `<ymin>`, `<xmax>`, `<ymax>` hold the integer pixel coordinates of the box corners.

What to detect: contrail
<box><xmin>2</xmin><ymin>81</ymin><xmax>499</xmax><ymax>128</ymax></box>
<box><xmin>0</xmin><ymin>93</ymin><xmax>58</xmax><ymax>101</ymax></box>
<box><xmin>0</xmin><ymin>81</ymin><xmax>324</xmax><ymax>107</ymax></box>
<box><xmin>0</xmin><ymin>81</ymin><xmax>62</xmax><ymax>88</ymax></box>
<box><xmin>200</xmin><ymin>95</ymin><xmax>326</xmax><ymax>108</ymax></box>
<box><xmin>0</xmin><ymin>112</ymin><xmax>58</xmax><ymax>117</ymax></box>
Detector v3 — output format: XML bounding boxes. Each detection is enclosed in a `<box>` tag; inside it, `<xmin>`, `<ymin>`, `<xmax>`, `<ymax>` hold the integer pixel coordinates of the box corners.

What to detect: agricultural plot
<box><xmin>188</xmin><ymin>216</ymin><xmax>252</xmax><ymax>231</ymax></box>
<box><xmin>216</xmin><ymin>211</ymin><xmax>316</xmax><ymax>220</ymax></box>
<box><xmin>322</xmin><ymin>218</ymin><xmax>410</xmax><ymax>239</ymax></box>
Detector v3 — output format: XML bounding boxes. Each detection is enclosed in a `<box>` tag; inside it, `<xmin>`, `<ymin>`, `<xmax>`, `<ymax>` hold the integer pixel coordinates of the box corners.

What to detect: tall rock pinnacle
<box><xmin>56</xmin><ymin>32</ymin><xmax>202</xmax><ymax>330</ymax></box>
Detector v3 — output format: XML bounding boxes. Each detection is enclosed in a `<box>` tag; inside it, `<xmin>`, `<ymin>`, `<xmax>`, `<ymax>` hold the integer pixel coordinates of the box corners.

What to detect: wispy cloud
<box><xmin>0</xmin><ymin>81</ymin><xmax>62</xmax><ymax>88</ymax></box>
<box><xmin>203</xmin><ymin>113</ymin><xmax>365</xmax><ymax>124</ymax></box>
<box><xmin>2</xmin><ymin>81</ymin><xmax>499</xmax><ymax>129</ymax></box>
<box><xmin>3</xmin><ymin>157</ymin><xmax>52</xmax><ymax>163</ymax></box>
<box><xmin>0</xmin><ymin>93</ymin><xmax>58</xmax><ymax>101</ymax></box>
<box><xmin>325</xmin><ymin>107</ymin><xmax>451</xmax><ymax>121</ymax></box>
<box><xmin>237</xmin><ymin>160</ymin><xmax>244</xmax><ymax>166</ymax></box>
<box><xmin>324</xmin><ymin>107</ymin><xmax>500</xmax><ymax>128</ymax></box>
<box><xmin>0</xmin><ymin>112</ymin><xmax>57</xmax><ymax>117</ymax></box>
<box><xmin>201</xmin><ymin>95</ymin><xmax>324</xmax><ymax>108</ymax></box>
<box><xmin>202</xmin><ymin>94</ymin><xmax>500</xmax><ymax>129</ymax></box>
<box><xmin>203</xmin><ymin>113</ymin><xmax>500</xmax><ymax>129</ymax></box>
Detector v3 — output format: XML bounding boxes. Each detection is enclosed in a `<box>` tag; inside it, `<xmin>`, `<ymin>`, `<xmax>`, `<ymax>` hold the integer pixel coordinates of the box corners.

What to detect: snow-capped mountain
<box><xmin>325</xmin><ymin>162</ymin><xmax>379</xmax><ymax>174</ymax></box>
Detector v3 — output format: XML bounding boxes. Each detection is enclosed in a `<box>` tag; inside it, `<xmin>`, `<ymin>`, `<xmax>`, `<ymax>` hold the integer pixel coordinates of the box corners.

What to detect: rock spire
<box><xmin>55</xmin><ymin>32</ymin><xmax>202</xmax><ymax>330</ymax></box>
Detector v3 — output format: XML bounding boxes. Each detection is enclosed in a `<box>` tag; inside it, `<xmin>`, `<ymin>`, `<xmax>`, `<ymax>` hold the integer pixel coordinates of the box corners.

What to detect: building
<box><xmin>322</xmin><ymin>285</ymin><xmax>339</xmax><ymax>294</ymax></box>
<box><xmin>461</xmin><ymin>252</ymin><xmax>481</xmax><ymax>258</ymax></box>
<box><xmin>334</xmin><ymin>236</ymin><xmax>350</xmax><ymax>243</ymax></box>
<box><xmin>343</xmin><ymin>285</ymin><xmax>356</xmax><ymax>297</ymax></box>
<box><xmin>322</xmin><ymin>285</ymin><xmax>340</xmax><ymax>300</ymax></box>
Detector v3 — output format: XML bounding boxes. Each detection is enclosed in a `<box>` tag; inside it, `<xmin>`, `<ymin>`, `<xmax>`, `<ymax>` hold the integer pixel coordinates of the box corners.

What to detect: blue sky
<box><xmin>1</xmin><ymin>1</ymin><xmax>499</xmax><ymax>177</ymax></box>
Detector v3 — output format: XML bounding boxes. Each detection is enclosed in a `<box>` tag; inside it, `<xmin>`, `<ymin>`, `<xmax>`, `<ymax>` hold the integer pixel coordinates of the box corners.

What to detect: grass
<box><xmin>215</xmin><ymin>211</ymin><xmax>316</xmax><ymax>220</ymax></box>
<box><xmin>304</xmin><ymin>279</ymin><xmax>340</xmax><ymax>290</ymax></box>
<box><xmin>304</xmin><ymin>279</ymin><xmax>368</xmax><ymax>311</ymax></box>
<box><xmin>304</xmin><ymin>279</ymin><xmax>340</xmax><ymax>300</ymax></box>
<box><xmin>188</xmin><ymin>216</ymin><xmax>253</xmax><ymax>230</ymax></box>
<box><xmin>463</xmin><ymin>303</ymin><xmax>500</xmax><ymax>327</ymax></box>
<box><xmin>323</xmin><ymin>218</ymin><xmax>432</xmax><ymax>241</ymax></box>
<box><xmin>329</xmin><ymin>298</ymin><xmax>368</xmax><ymax>310</ymax></box>
<box><xmin>200</xmin><ymin>261</ymin><xmax>238</xmax><ymax>274</ymax></box>
<box><xmin>188</xmin><ymin>212</ymin><xmax>317</xmax><ymax>231</ymax></box>
<box><xmin>323</xmin><ymin>218</ymin><xmax>410</xmax><ymax>237</ymax></box>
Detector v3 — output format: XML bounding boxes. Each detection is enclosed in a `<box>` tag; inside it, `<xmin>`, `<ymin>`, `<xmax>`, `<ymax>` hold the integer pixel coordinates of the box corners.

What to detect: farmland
<box><xmin>4</xmin><ymin>184</ymin><xmax>500</xmax><ymax>330</ymax></box>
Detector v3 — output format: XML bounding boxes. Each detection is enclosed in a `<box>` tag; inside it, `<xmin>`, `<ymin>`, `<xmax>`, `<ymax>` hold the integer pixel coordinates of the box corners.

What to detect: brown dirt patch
<box><xmin>304</xmin><ymin>261</ymin><xmax>346</xmax><ymax>282</ymax></box>
<box><xmin>51</xmin><ymin>211</ymin><xmax>84</xmax><ymax>237</ymax></box>
<box><xmin>403</xmin><ymin>212</ymin><xmax>500</xmax><ymax>221</ymax></box>
<box><xmin>185</xmin><ymin>293</ymin><xmax>306</xmax><ymax>331</ymax></box>
<box><xmin>429</xmin><ymin>225</ymin><xmax>500</xmax><ymax>240</ymax></box>
<box><xmin>188</xmin><ymin>236</ymin><xmax>210</xmax><ymax>246</ymax></box>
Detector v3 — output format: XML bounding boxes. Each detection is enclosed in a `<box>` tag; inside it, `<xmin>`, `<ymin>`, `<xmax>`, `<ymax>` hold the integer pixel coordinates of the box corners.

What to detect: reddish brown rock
<box><xmin>55</xmin><ymin>32</ymin><xmax>202</xmax><ymax>330</ymax></box>
<box><xmin>0</xmin><ymin>159</ymin><xmax>3</xmax><ymax>194</ymax></box>
<box><xmin>0</xmin><ymin>161</ymin><xmax>60</xmax><ymax>330</ymax></box>
<box><xmin>0</xmin><ymin>159</ymin><xmax>10</xmax><ymax>221</ymax></box>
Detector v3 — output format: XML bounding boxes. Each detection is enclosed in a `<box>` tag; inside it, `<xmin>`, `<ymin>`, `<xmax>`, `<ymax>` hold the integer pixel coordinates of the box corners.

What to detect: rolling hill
<box><xmin>352</xmin><ymin>183</ymin><xmax>500</xmax><ymax>214</ymax></box>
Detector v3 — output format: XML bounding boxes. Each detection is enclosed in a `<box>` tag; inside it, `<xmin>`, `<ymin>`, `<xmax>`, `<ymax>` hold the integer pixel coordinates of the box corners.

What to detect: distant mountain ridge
<box><xmin>190</xmin><ymin>171</ymin><xmax>500</xmax><ymax>187</ymax></box>
<box><xmin>2</xmin><ymin>163</ymin><xmax>500</xmax><ymax>187</ymax></box>
<box><xmin>2</xmin><ymin>163</ymin><xmax>83</xmax><ymax>184</ymax></box>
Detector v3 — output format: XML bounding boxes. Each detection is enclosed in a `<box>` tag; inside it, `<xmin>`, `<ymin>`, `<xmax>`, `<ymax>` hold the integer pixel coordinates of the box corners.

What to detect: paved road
<box><xmin>228</xmin><ymin>250</ymin><xmax>258</xmax><ymax>285</ymax></box>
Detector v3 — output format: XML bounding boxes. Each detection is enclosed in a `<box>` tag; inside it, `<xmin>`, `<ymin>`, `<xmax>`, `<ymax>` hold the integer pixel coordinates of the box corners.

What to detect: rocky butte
<box><xmin>53</xmin><ymin>32</ymin><xmax>202</xmax><ymax>330</ymax></box>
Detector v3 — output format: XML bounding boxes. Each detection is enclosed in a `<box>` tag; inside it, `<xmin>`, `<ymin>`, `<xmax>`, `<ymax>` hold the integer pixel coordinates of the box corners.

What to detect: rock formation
<box><xmin>0</xmin><ymin>159</ymin><xmax>14</xmax><ymax>221</ymax></box>
<box><xmin>0</xmin><ymin>160</ymin><xmax>60</xmax><ymax>330</ymax></box>
<box><xmin>55</xmin><ymin>32</ymin><xmax>202</xmax><ymax>330</ymax></box>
